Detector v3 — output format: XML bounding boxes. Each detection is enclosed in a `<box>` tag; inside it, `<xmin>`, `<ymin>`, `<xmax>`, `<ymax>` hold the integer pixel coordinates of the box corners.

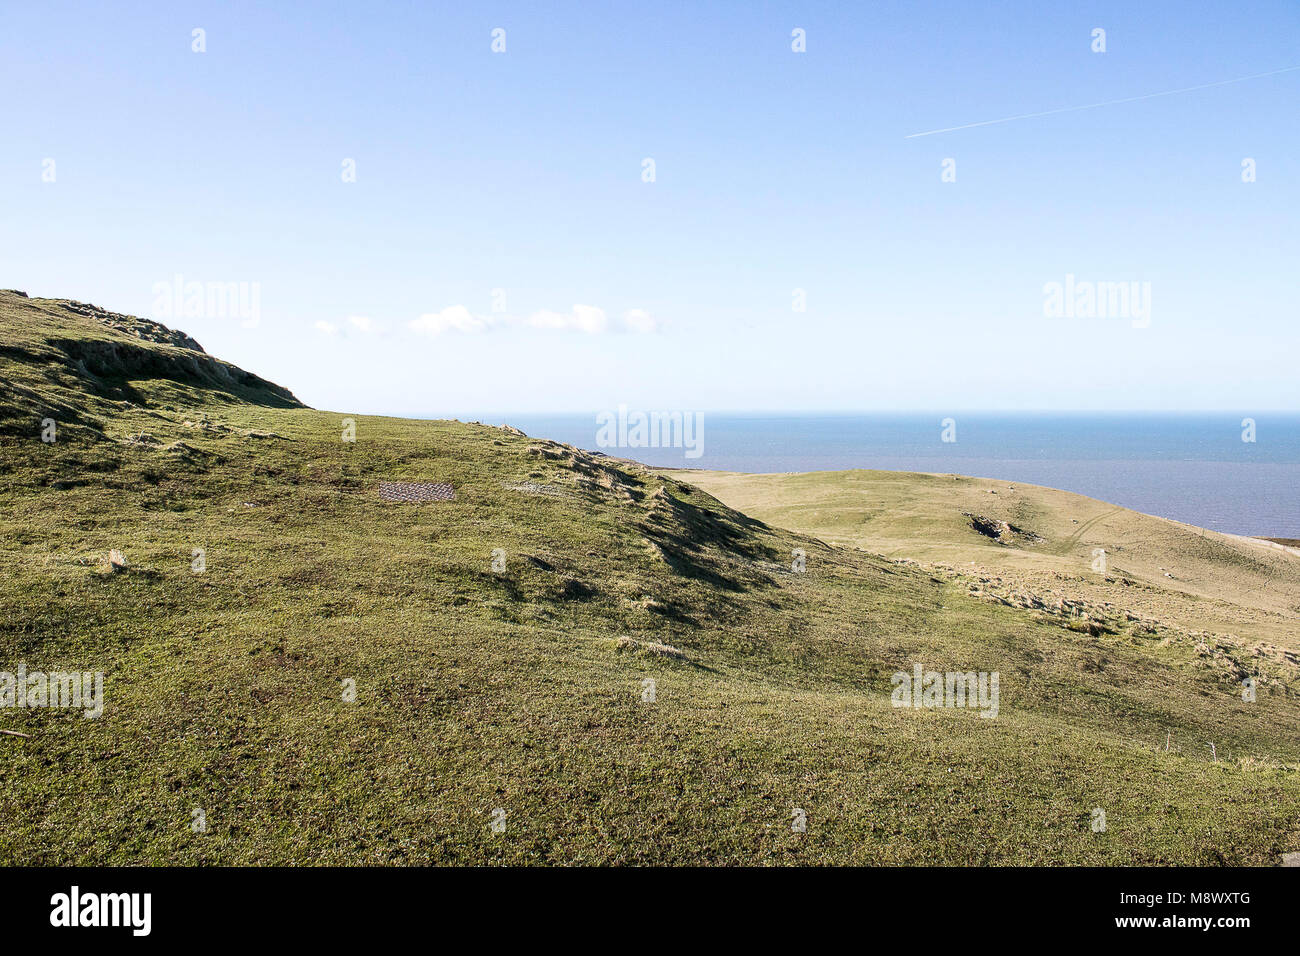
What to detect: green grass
<box><xmin>677</xmin><ymin>468</ymin><xmax>1300</xmax><ymax>644</ymax></box>
<box><xmin>1</xmin><ymin>290</ymin><xmax>1298</xmax><ymax>864</ymax></box>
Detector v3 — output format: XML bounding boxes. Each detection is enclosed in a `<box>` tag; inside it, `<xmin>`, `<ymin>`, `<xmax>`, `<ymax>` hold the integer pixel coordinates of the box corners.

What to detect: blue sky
<box><xmin>2</xmin><ymin>1</ymin><xmax>1297</xmax><ymax>414</ymax></box>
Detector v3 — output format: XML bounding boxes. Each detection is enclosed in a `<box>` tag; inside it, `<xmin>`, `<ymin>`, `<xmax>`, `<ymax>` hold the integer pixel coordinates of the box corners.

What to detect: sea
<box><xmin>492</xmin><ymin>412</ymin><xmax>1300</xmax><ymax>538</ymax></box>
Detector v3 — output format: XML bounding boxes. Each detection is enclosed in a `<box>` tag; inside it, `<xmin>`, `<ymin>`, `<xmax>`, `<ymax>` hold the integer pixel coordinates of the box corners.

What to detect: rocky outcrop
<box><xmin>963</xmin><ymin>512</ymin><xmax>1044</xmax><ymax>545</ymax></box>
<box><xmin>59</xmin><ymin>300</ymin><xmax>205</xmax><ymax>353</ymax></box>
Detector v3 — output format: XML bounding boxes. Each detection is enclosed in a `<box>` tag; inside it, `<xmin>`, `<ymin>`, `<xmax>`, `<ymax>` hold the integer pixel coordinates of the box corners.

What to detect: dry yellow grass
<box><xmin>671</xmin><ymin>468</ymin><xmax>1300</xmax><ymax>652</ymax></box>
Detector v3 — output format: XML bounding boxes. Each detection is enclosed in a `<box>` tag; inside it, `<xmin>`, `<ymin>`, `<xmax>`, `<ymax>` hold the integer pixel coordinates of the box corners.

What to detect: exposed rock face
<box><xmin>963</xmin><ymin>512</ymin><xmax>1044</xmax><ymax>545</ymax></box>
<box><xmin>0</xmin><ymin>292</ymin><xmax>305</xmax><ymax>430</ymax></box>
<box><xmin>48</xmin><ymin>333</ymin><xmax>302</xmax><ymax>408</ymax></box>
<box><xmin>59</xmin><ymin>300</ymin><xmax>205</xmax><ymax>352</ymax></box>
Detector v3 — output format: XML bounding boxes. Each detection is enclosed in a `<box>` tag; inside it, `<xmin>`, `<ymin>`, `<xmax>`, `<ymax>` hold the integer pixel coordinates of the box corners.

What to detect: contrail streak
<box><xmin>905</xmin><ymin>64</ymin><xmax>1300</xmax><ymax>139</ymax></box>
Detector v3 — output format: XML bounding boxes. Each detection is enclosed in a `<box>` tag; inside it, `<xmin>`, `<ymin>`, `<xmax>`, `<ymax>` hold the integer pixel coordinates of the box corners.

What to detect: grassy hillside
<box><xmin>676</xmin><ymin>469</ymin><xmax>1300</xmax><ymax>647</ymax></box>
<box><xmin>2</xmin><ymin>289</ymin><xmax>1299</xmax><ymax>865</ymax></box>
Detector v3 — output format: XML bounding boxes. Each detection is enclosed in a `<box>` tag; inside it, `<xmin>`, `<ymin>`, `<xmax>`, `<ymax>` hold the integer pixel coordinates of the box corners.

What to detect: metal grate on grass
<box><xmin>378</xmin><ymin>481</ymin><xmax>456</xmax><ymax>503</ymax></box>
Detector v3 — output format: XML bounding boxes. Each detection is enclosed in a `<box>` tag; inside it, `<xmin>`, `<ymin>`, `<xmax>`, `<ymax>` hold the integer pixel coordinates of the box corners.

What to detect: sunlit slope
<box><xmin>0</xmin><ymin>290</ymin><xmax>300</xmax><ymax>441</ymax></box>
<box><xmin>675</xmin><ymin>468</ymin><xmax>1300</xmax><ymax>648</ymax></box>
<box><xmin>1</xmin><ymin>290</ymin><xmax>1298</xmax><ymax>865</ymax></box>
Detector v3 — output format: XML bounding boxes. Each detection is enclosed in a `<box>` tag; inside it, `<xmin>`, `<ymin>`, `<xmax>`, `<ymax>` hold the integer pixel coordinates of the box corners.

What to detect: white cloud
<box><xmin>527</xmin><ymin>304</ymin><xmax>608</xmax><ymax>334</ymax></box>
<box><xmin>622</xmin><ymin>309</ymin><xmax>658</xmax><ymax>333</ymax></box>
<box><xmin>409</xmin><ymin>305</ymin><xmax>493</xmax><ymax>336</ymax></box>
<box><xmin>406</xmin><ymin>302</ymin><xmax>653</xmax><ymax>338</ymax></box>
<box><xmin>314</xmin><ymin>320</ymin><xmax>339</xmax><ymax>336</ymax></box>
<box><xmin>347</xmin><ymin>315</ymin><xmax>374</xmax><ymax>333</ymax></box>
